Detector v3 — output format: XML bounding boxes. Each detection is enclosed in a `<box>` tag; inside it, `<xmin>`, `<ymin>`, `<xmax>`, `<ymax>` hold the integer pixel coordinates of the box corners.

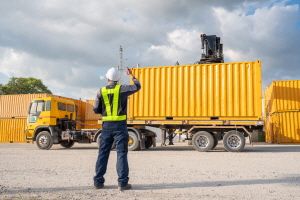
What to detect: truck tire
<box><xmin>128</xmin><ymin>131</ymin><xmax>140</xmax><ymax>151</ymax></box>
<box><xmin>145</xmin><ymin>136</ymin><xmax>153</xmax><ymax>149</ymax></box>
<box><xmin>223</xmin><ymin>130</ymin><xmax>245</xmax><ymax>152</ymax></box>
<box><xmin>211</xmin><ymin>133</ymin><xmax>218</xmax><ymax>149</ymax></box>
<box><xmin>192</xmin><ymin>131</ymin><xmax>214</xmax><ymax>152</ymax></box>
<box><xmin>36</xmin><ymin>131</ymin><xmax>53</xmax><ymax>150</ymax></box>
<box><xmin>60</xmin><ymin>141</ymin><xmax>75</xmax><ymax>148</ymax></box>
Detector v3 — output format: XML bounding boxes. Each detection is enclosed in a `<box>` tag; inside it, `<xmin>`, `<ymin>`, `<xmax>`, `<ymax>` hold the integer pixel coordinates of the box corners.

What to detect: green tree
<box><xmin>0</xmin><ymin>77</ymin><xmax>52</xmax><ymax>95</ymax></box>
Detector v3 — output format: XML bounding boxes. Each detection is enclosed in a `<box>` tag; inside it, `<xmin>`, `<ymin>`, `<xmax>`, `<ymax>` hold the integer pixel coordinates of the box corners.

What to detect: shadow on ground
<box><xmin>1</xmin><ymin>175</ymin><xmax>299</xmax><ymax>195</ymax></box>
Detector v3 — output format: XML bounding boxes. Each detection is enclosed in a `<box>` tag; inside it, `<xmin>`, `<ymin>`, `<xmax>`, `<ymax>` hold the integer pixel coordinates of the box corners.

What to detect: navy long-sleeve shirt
<box><xmin>93</xmin><ymin>77</ymin><xmax>141</xmax><ymax>121</ymax></box>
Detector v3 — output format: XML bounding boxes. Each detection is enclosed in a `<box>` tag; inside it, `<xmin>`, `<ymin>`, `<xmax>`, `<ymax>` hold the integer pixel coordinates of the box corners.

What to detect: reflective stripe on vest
<box><xmin>101</xmin><ymin>85</ymin><xmax>126</xmax><ymax>121</ymax></box>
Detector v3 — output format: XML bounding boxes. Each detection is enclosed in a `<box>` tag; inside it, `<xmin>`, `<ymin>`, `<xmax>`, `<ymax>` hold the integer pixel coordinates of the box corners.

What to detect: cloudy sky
<box><xmin>0</xmin><ymin>0</ymin><xmax>299</xmax><ymax>100</ymax></box>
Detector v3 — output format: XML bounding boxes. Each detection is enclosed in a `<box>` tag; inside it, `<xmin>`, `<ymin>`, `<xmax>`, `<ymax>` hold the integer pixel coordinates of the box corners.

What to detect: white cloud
<box><xmin>0</xmin><ymin>0</ymin><xmax>299</xmax><ymax>99</ymax></box>
<box><xmin>214</xmin><ymin>2</ymin><xmax>300</xmax><ymax>88</ymax></box>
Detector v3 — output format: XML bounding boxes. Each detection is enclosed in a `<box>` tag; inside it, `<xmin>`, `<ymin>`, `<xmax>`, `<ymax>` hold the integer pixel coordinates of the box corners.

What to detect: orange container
<box><xmin>85</xmin><ymin>100</ymin><xmax>102</xmax><ymax>120</ymax></box>
<box><xmin>83</xmin><ymin>120</ymin><xmax>102</xmax><ymax>129</ymax></box>
<box><xmin>0</xmin><ymin>118</ymin><xmax>29</xmax><ymax>143</ymax></box>
<box><xmin>0</xmin><ymin>94</ymin><xmax>52</xmax><ymax>118</ymax></box>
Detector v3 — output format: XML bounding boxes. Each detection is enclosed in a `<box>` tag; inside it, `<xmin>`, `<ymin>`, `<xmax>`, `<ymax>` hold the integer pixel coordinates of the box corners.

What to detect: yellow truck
<box><xmin>25</xmin><ymin>96</ymin><xmax>155</xmax><ymax>150</ymax></box>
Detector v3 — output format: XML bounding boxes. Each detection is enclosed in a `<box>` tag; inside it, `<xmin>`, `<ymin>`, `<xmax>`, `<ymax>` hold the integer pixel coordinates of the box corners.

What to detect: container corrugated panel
<box><xmin>0</xmin><ymin>94</ymin><xmax>53</xmax><ymax>118</ymax></box>
<box><xmin>83</xmin><ymin>120</ymin><xmax>102</xmax><ymax>129</ymax></box>
<box><xmin>0</xmin><ymin>118</ymin><xmax>29</xmax><ymax>143</ymax></box>
<box><xmin>85</xmin><ymin>100</ymin><xmax>102</xmax><ymax>120</ymax></box>
<box><xmin>129</xmin><ymin>61</ymin><xmax>262</xmax><ymax>120</ymax></box>
<box><xmin>265</xmin><ymin>111</ymin><xmax>300</xmax><ymax>144</ymax></box>
<box><xmin>265</xmin><ymin>80</ymin><xmax>300</xmax><ymax>113</ymax></box>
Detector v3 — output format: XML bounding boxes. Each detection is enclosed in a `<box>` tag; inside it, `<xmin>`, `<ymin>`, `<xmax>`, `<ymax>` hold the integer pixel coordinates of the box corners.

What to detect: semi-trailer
<box><xmin>97</xmin><ymin>60</ymin><xmax>264</xmax><ymax>152</ymax></box>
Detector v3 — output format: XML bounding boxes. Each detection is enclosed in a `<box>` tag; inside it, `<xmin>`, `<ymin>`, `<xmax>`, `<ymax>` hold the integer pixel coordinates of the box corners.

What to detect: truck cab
<box><xmin>26</xmin><ymin>97</ymin><xmax>76</xmax><ymax>139</ymax></box>
<box><xmin>25</xmin><ymin>96</ymin><xmax>97</xmax><ymax>150</ymax></box>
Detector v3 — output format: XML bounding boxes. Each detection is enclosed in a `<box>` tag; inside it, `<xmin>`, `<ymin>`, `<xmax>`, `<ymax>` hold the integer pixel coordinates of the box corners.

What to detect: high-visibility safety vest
<box><xmin>101</xmin><ymin>85</ymin><xmax>126</xmax><ymax>121</ymax></box>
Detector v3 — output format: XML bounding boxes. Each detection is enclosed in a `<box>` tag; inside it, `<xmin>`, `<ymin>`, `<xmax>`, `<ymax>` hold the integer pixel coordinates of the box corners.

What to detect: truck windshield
<box><xmin>29</xmin><ymin>101</ymin><xmax>45</xmax><ymax>123</ymax></box>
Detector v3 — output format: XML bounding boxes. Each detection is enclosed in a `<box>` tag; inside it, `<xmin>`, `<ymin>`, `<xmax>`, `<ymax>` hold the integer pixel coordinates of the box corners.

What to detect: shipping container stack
<box><xmin>264</xmin><ymin>80</ymin><xmax>300</xmax><ymax>144</ymax></box>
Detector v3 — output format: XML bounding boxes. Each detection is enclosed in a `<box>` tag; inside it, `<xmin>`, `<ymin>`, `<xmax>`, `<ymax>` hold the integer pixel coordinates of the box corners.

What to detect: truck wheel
<box><xmin>60</xmin><ymin>141</ymin><xmax>75</xmax><ymax>148</ymax></box>
<box><xmin>36</xmin><ymin>131</ymin><xmax>53</xmax><ymax>150</ymax></box>
<box><xmin>223</xmin><ymin>130</ymin><xmax>245</xmax><ymax>152</ymax></box>
<box><xmin>145</xmin><ymin>136</ymin><xmax>153</xmax><ymax>149</ymax></box>
<box><xmin>211</xmin><ymin>133</ymin><xmax>218</xmax><ymax>149</ymax></box>
<box><xmin>128</xmin><ymin>131</ymin><xmax>140</xmax><ymax>151</ymax></box>
<box><xmin>192</xmin><ymin>131</ymin><xmax>214</xmax><ymax>152</ymax></box>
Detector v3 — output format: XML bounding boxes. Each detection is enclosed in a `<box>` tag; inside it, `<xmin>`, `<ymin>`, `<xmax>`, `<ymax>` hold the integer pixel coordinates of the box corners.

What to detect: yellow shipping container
<box><xmin>0</xmin><ymin>94</ymin><xmax>52</xmax><ymax>118</ymax></box>
<box><xmin>129</xmin><ymin>61</ymin><xmax>262</xmax><ymax>120</ymax></box>
<box><xmin>85</xmin><ymin>100</ymin><xmax>102</xmax><ymax>120</ymax></box>
<box><xmin>265</xmin><ymin>111</ymin><xmax>300</xmax><ymax>144</ymax></box>
<box><xmin>265</xmin><ymin>80</ymin><xmax>300</xmax><ymax>113</ymax></box>
<box><xmin>0</xmin><ymin>118</ymin><xmax>29</xmax><ymax>143</ymax></box>
<box><xmin>0</xmin><ymin>94</ymin><xmax>85</xmax><ymax>120</ymax></box>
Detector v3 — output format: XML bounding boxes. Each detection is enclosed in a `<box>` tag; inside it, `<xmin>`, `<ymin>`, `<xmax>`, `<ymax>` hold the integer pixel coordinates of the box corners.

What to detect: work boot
<box><xmin>94</xmin><ymin>184</ymin><xmax>104</xmax><ymax>189</ymax></box>
<box><xmin>118</xmin><ymin>184</ymin><xmax>132</xmax><ymax>191</ymax></box>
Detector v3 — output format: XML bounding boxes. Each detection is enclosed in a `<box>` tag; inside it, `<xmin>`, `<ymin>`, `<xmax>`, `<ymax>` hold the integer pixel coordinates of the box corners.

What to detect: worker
<box><xmin>93</xmin><ymin>67</ymin><xmax>141</xmax><ymax>191</ymax></box>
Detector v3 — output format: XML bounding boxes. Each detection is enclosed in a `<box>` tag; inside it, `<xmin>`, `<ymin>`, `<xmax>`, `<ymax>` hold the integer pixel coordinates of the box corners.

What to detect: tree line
<box><xmin>0</xmin><ymin>77</ymin><xmax>52</xmax><ymax>95</ymax></box>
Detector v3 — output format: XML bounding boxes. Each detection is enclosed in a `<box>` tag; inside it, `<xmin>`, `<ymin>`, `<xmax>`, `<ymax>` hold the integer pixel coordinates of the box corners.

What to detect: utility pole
<box><xmin>118</xmin><ymin>46</ymin><xmax>123</xmax><ymax>84</ymax></box>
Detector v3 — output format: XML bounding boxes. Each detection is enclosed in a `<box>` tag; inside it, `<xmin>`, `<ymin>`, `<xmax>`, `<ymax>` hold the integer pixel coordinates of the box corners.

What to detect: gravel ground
<box><xmin>0</xmin><ymin>141</ymin><xmax>300</xmax><ymax>200</ymax></box>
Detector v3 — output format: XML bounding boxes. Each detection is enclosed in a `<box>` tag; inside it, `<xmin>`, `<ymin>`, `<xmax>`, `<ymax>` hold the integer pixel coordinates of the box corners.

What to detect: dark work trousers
<box><xmin>94</xmin><ymin>120</ymin><xmax>129</xmax><ymax>187</ymax></box>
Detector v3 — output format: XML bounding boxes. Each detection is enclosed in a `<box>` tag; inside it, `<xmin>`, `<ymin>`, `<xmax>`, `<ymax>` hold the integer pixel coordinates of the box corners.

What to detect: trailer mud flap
<box><xmin>140</xmin><ymin>139</ymin><xmax>146</xmax><ymax>150</ymax></box>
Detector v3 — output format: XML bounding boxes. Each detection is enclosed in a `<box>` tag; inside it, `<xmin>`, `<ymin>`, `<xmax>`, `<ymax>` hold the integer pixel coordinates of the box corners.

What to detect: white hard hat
<box><xmin>106</xmin><ymin>68</ymin><xmax>121</xmax><ymax>81</ymax></box>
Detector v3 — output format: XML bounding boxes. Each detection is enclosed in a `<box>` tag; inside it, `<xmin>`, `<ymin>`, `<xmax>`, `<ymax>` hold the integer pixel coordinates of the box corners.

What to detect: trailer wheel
<box><xmin>145</xmin><ymin>136</ymin><xmax>153</xmax><ymax>149</ymax></box>
<box><xmin>36</xmin><ymin>131</ymin><xmax>53</xmax><ymax>150</ymax></box>
<box><xmin>211</xmin><ymin>133</ymin><xmax>218</xmax><ymax>149</ymax></box>
<box><xmin>223</xmin><ymin>130</ymin><xmax>245</xmax><ymax>152</ymax></box>
<box><xmin>128</xmin><ymin>131</ymin><xmax>140</xmax><ymax>151</ymax></box>
<box><xmin>192</xmin><ymin>131</ymin><xmax>214</xmax><ymax>152</ymax></box>
<box><xmin>60</xmin><ymin>141</ymin><xmax>75</xmax><ymax>148</ymax></box>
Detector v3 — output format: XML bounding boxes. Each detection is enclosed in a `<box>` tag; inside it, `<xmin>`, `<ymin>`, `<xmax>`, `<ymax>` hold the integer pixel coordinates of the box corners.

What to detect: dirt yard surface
<box><xmin>0</xmin><ymin>142</ymin><xmax>300</xmax><ymax>200</ymax></box>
